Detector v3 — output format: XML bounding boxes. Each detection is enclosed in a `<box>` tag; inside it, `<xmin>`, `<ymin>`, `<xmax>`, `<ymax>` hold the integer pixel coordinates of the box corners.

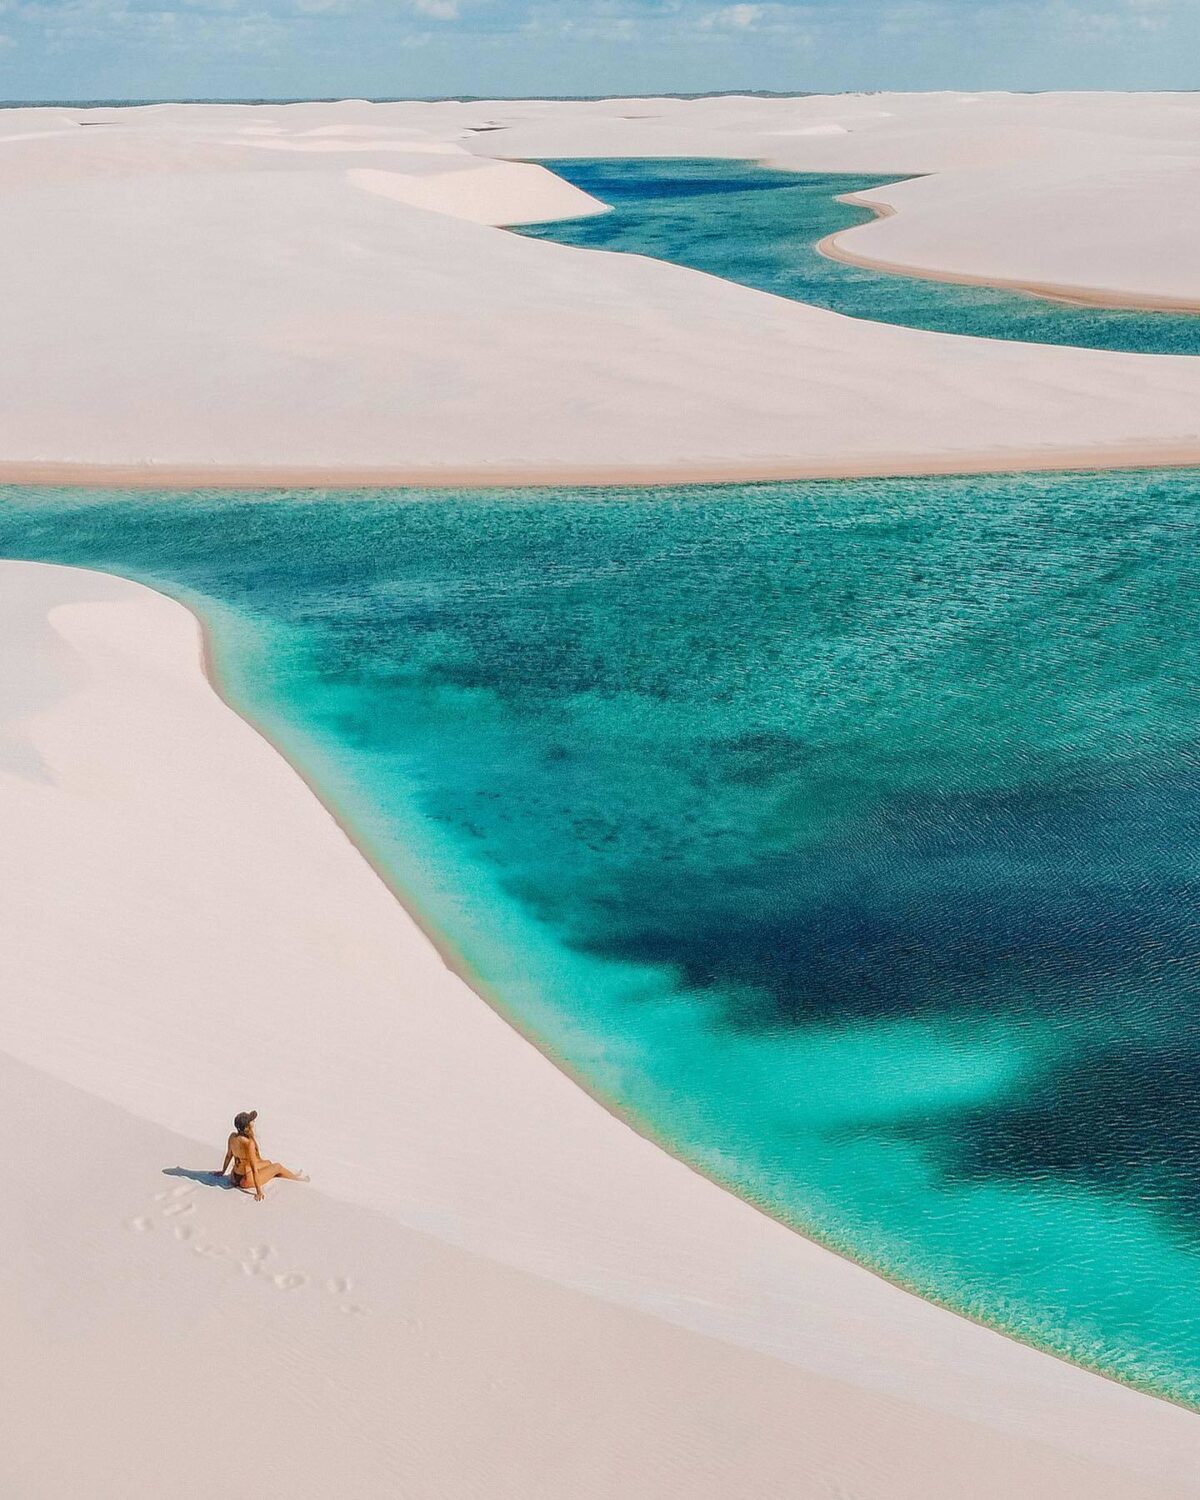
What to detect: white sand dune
<box><xmin>1</xmin><ymin>97</ymin><xmax>1200</xmax><ymax>483</ymax></box>
<box><xmin>818</xmin><ymin>157</ymin><xmax>1200</xmax><ymax>309</ymax></box>
<box><xmin>5</xmin><ymin>95</ymin><xmax>1200</xmax><ymax>1493</ymax></box>
<box><xmin>2</xmin><ymin>558</ymin><xmax>1198</xmax><ymax>1497</ymax></box>
<box><xmin>348</xmin><ymin>158</ymin><xmax>605</xmax><ymax>225</ymax></box>
<box><xmin>472</xmin><ymin>92</ymin><xmax>1200</xmax><ymax>307</ymax></box>
<box><xmin>473</xmin><ymin>91</ymin><xmax>1200</xmax><ymax>173</ymax></box>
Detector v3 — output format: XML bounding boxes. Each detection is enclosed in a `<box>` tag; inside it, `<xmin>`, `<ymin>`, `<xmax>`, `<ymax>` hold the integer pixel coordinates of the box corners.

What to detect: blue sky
<box><xmin>0</xmin><ymin>0</ymin><xmax>1193</xmax><ymax>100</ymax></box>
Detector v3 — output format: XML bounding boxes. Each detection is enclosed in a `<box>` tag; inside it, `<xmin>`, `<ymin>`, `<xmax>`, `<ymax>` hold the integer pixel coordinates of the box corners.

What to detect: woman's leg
<box><xmin>255</xmin><ymin>1161</ymin><xmax>306</xmax><ymax>1186</ymax></box>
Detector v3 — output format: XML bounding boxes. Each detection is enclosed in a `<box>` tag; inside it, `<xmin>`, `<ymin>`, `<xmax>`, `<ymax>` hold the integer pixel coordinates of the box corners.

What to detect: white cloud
<box><xmin>879</xmin><ymin>1</ymin><xmax>945</xmax><ymax>35</ymax></box>
<box><xmin>969</xmin><ymin>0</ymin><xmax>1178</xmax><ymax>43</ymax></box>
<box><xmin>522</xmin><ymin>0</ymin><xmax>813</xmax><ymax>43</ymax></box>
<box><xmin>1123</xmin><ymin>0</ymin><xmax>1169</xmax><ymax>29</ymax></box>
<box><xmin>411</xmin><ymin>0</ymin><xmax>459</xmax><ymax>17</ymax></box>
<box><xmin>700</xmin><ymin>2</ymin><xmax>762</xmax><ymax>26</ymax></box>
<box><xmin>695</xmin><ymin>0</ymin><xmax>813</xmax><ymax>37</ymax></box>
<box><xmin>15</xmin><ymin>0</ymin><xmax>309</xmax><ymax>51</ymax></box>
<box><xmin>523</xmin><ymin>6</ymin><xmax>635</xmax><ymax>38</ymax></box>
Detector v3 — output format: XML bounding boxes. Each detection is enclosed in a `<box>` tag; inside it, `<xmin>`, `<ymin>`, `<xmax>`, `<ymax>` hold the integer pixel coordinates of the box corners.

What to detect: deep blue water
<box><xmin>2</xmin><ymin>471</ymin><xmax>1200</xmax><ymax>1404</ymax></box>
<box><xmin>517</xmin><ymin>159</ymin><xmax>1200</xmax><ymax>355</ymax></box>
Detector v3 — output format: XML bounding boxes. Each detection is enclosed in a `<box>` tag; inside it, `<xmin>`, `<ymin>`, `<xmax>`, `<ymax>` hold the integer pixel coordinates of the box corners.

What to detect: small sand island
<box><xmin>2</xmin><ymin>82</ymin><xmax>1199</xmax><ymax>1500</ymax></box>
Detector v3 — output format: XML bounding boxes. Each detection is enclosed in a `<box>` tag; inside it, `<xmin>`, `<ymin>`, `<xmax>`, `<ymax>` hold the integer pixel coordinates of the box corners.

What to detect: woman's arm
<box><xmin>218</xmin><ymin>1149</ymin><xmax>233</xmax><ymax>1177</ymax></box>
<box><xmin>250</xmin><ymin>1157</ymin><xmax>264</xmax><ymax>1201</ymax></box>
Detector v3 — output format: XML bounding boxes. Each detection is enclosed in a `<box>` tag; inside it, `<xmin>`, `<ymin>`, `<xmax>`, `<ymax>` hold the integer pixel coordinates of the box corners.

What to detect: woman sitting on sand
<box><xmin>219</xmin><ymin>1110</ymin><xmax>307</xmax><ymax>1201</ymax></box>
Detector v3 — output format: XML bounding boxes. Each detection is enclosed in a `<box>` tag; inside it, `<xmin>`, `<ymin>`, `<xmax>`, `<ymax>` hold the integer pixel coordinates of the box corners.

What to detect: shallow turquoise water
<box><xmin>517</xmin><ymin>159</ymin><xmax>1200</xmax><ymax>355</ymax></box>
<box><xmin>2</xmin><ymin>471</ymin><xmax>1200</xmax><ymax>1404</ymax></box>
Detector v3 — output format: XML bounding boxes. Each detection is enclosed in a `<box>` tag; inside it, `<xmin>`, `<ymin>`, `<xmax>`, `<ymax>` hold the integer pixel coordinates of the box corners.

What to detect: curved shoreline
<box><xmin>187</xmin><ymin>564</ymin><xmax>1196</xmax><ymax>1414</ymax></box>
<box><xmin>7</xmin><ymin>106</ymin><xmax>1200</xmax><ymax>494</ymax></box>
<box><xmin>5</xmin><ymin>553</ymin><xmax>1199</xmax><ymax>1496</ymax></box>
<box><xmin>816</xmin><ymin>193</ymin><xmax>1200</xmax><ymax>316</ymax></box>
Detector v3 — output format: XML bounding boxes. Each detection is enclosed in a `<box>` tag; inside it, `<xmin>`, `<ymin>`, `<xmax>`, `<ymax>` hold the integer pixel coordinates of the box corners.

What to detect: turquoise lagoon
<box><xmin>2</xmin><ymin>470</ymin><xmax>1199</xmax><ymax>1403</ymax></box>
<box><xmin>517</xmin><ymin>159</ymin><xmax>1200</xmax><ymax>355</ymax></box>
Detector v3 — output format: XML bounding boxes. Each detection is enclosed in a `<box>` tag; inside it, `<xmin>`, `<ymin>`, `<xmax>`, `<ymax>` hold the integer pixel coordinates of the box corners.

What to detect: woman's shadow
<box><xmin>162</xmin><ymin>1165</ymin><xmax>238</xmax><ymax>1191</ymax></box>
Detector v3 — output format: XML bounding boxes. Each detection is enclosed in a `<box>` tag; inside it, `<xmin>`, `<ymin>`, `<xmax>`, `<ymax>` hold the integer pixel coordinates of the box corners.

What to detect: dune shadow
<box><xmin>162</xmin><ymin>1165</ymin><xmax>237</xmax><ymax>1190</ymax></box>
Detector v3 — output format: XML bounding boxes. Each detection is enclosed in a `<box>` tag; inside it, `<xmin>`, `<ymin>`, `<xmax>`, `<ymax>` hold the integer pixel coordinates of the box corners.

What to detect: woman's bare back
<box><xmin>220</xmin><ymin>1117</ymin><xmax>307</xmax><ymax>1200</ymax></box>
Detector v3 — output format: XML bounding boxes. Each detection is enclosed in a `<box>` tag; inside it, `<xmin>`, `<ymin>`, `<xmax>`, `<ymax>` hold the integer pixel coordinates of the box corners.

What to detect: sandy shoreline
<box><xmin>471</xmin><ymin>94</ymin><xmax>1200</xmax><ymax>310</ymax></box>
<box><xmin>816</xmin><ymin>196</ymin><xmax>1200</xmax><ymax>315</ymax></box>
<box><xmin>196</xmin><ymin>570</ymin><xmax>1200</xmax><ymax>1420</ymax></box>
<box><xmin>4</xmin><ymin>557</ymin><xmax>1199</xmax><ymax>1494</ymax></box>
<box><xmin>4</xmin><ymin>100</ymin><xmax>1200</xmax><ymax>484</ymax></box>
<box><xmin>5</xmin><ymin>91</ymin><xmax>1200</xmax><ymax>1493</ymax></box>
<box><xmin>7</xmin><ymin>443</ymin><xmax>1200</xmax><ymax>490</ymax></box>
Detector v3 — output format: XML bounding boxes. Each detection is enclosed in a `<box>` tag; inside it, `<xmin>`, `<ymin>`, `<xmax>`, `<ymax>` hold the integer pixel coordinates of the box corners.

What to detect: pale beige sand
<box><xmin>3</xmin><ymin>560</ymin><xmax>1198</xmax><ymax>1497</ymax></box>
<box><xmin>4</xmin><ymin>96</ymin><xmax>1200</xmax><ymax>1489</ymax></box>
<box><xmin>2</xmin><ymin>98</ymin><xmax>1200</xmax><ymax>484</ymax></box>
<box><xmin>818</xmin><ymin>162</ymin><xmax>1200</xmax><ymax>310</ymax></box>
<box><xmin>472</xmin><ymin>91</ymin><xmax>1200</xmax><ymax>307</ymax></box>
<box><xmin>471</xmin><ymin>90</ymin><xmax>1200</xmax><ymax>176</ymax></box>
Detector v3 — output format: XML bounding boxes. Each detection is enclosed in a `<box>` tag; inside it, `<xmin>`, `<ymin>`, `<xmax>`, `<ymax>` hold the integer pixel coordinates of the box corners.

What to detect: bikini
<box><xmin>229</xmin><ymin>1135</ymin><xmax>257</xmax><ymax>1189</ymax></box>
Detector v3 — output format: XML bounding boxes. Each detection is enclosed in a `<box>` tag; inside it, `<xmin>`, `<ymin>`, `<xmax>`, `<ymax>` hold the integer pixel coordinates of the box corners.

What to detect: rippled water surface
<box><xmin>517</xmin><ymin>159</ymin><xmax>1200</xmax><ymax>355</ymax></box>
<box><xmin>3</xmin><ymin>472</ymin><xmax>1199</xmax><ymax>1402</ymax></box>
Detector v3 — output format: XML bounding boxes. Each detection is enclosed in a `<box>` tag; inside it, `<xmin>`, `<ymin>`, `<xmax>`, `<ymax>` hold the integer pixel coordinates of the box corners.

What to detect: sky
<box><xmin>0</xmin><ymin>0</ymin><xmax>1195</xmax><ymax>100</ymax></box>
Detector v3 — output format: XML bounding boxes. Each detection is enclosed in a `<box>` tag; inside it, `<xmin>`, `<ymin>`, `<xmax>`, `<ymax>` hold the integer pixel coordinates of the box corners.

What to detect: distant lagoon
<box><xmin>518</xmin><ymin>159</ymin><xmax>1200</xmax><ymax>355</ymax></box>
<box><xmin>3</xmin><ymin>469</ymin><xmax>1200</xmax><ymax>1404</ymax></box>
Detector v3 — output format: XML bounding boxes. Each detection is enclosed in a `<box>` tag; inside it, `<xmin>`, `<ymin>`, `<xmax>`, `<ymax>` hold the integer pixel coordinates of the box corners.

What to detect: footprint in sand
<box><xmin>240</xmin><ymin>1244</ymin><xmax>275</xmax><ymax>1276</ymax></box>
<box><xmin>155</xmin><ymin>1183</ymin><xmax>195</xmax><ymax>1205</ymax></box>
<box><xmin>326</xmin><ymin>1275</ymin><xmax>367</xmax><ymax>1315</ymax></box>
<box><xmin>131</xmin><ymin>1194</ymin><xmax>367</xmax><ymax>1313</ymax></box>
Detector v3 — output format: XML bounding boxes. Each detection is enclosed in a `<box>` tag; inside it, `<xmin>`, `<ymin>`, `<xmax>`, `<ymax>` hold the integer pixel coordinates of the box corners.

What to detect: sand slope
<box><xmin>819</xmin><ymin>158</ymin><xmax>1200</xmax><ymax>309</ymax></box>
<box><xmin>473</xmin><ymin>91</ymin><xmax>1200</xmax><ymax>306</ymax></box>
<box><xmin>2</xmin><ymin>98</ymin><xmax>1200</xmax><ymax>482</ymax></box>
<box><xmin>2</xmin><ymin>559</ymin><xmax>1197</xmax><ymax>1497</ymax></box>
<box><xmin>5</xmin><ymin>93</ymin><xmax>1200</xmax><ymax>1490</ymax></box>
